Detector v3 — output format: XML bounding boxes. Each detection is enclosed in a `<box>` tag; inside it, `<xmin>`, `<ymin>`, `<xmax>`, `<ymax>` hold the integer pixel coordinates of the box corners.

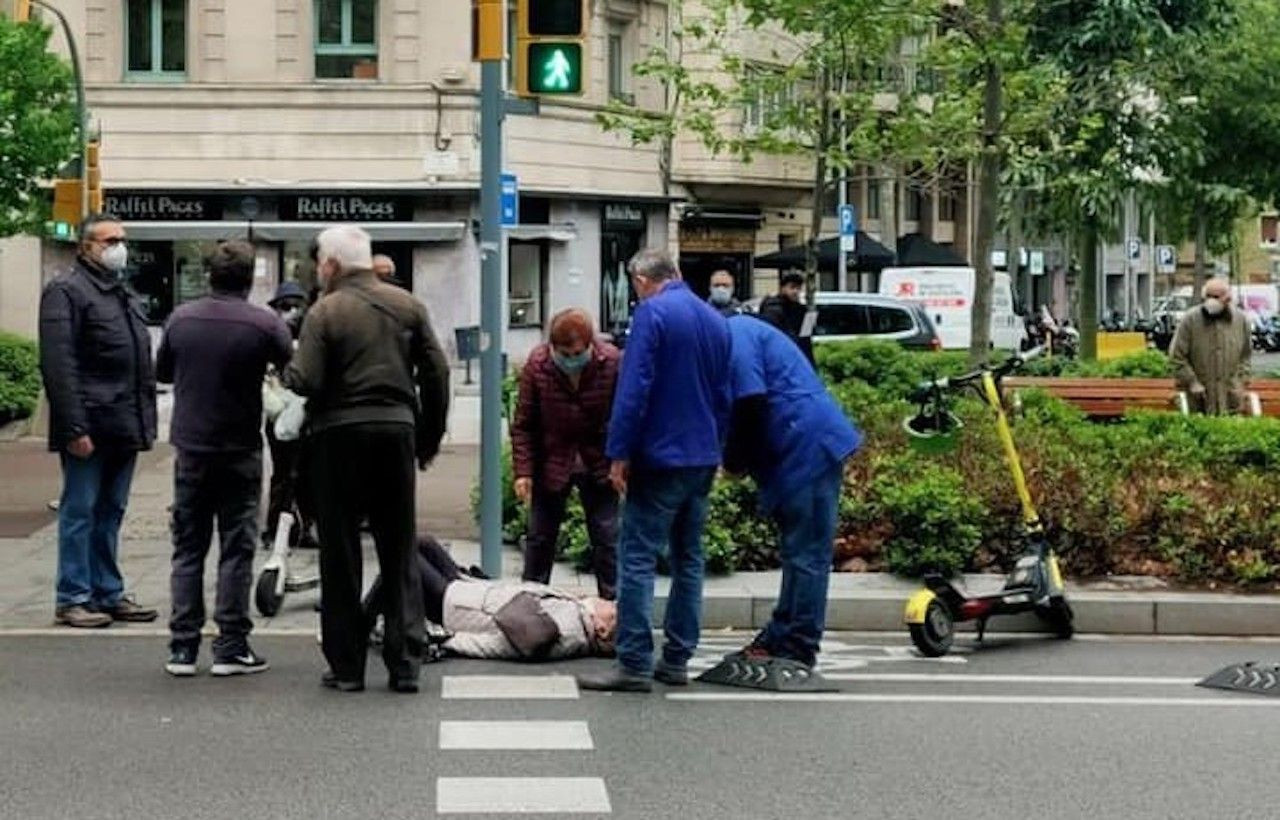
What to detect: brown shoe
<box><xmin>102</xmin><ymin>596</ymin><xmax>159</xmax><ymax>623</ymax></box>
<box><xmin>54</xmin><ymin>605</ymin><xmax>112</xmax><ymax>629</ymax></box>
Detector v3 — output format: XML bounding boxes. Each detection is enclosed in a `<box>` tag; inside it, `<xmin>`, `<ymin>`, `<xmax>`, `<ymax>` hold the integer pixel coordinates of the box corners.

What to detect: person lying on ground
<box><xmin>364</xmin><ymin>536</ymin><xmax>617</xmax><ymax>660</ymax></box>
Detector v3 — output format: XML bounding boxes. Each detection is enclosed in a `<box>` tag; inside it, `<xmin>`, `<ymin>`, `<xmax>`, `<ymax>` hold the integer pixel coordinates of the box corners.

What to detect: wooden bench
<box><xmin>1003</xmin><ymin>377</ymin><xmax>1280</xmax><ymax>419</ymax></box>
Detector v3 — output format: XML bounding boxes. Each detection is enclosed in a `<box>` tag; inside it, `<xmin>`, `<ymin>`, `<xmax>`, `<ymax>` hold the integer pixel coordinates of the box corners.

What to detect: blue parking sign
<box><xmin>839</xmin><ymin>204</ymin><xmax>857</xmax><ymax>237</ymax></box>
<box><xmin>501</xmin><ymin>174</ymin><xmax>519</xmax><ymax>227</ymax></box>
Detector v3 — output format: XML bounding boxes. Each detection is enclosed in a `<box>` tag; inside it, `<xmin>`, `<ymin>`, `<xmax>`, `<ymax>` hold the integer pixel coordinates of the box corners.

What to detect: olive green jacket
<box><xmin>1169</xmin><ymin>307</ymin><xmax>1251</xmax><ymax>415</ymax></box>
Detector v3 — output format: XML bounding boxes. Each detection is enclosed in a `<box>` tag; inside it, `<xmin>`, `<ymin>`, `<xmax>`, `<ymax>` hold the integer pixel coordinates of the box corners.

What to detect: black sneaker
<box><xmin>165</xmin><ymin>644</ymin><xmax>199</xmax><ymax>677</ymax></box>
<box><xmin>210</xmin><ymin>644</ymin><xmax>269</xmax><ymax>677</ymax></box>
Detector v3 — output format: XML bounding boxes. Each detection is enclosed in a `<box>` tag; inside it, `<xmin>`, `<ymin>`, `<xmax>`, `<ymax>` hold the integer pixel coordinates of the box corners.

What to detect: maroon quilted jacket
<box><xmin>511</xmin><ymin>339</ymin><xmax>620</xmax><ymax>492</ymax></box>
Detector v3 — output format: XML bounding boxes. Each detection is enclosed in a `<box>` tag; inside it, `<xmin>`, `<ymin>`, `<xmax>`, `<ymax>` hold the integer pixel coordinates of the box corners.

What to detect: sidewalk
<box><xmin>6</xmin><ymin>416</ymin><xmax>1280</xmax><ymax>636</ymax></box>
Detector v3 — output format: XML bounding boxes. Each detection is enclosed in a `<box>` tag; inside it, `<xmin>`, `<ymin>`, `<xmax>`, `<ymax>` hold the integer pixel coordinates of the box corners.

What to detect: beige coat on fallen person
<box><xmin>1169</xmin><ymin>306</ymin><xmax>1251</xmax><ymax>415</ymax></box>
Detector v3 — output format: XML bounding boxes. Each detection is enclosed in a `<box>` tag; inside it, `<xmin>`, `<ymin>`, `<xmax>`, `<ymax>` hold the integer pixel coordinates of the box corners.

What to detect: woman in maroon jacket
<box><xmin>511</xmin><ymin>308</ymin><xmax>620</xmax><ymax>599</ymax></box>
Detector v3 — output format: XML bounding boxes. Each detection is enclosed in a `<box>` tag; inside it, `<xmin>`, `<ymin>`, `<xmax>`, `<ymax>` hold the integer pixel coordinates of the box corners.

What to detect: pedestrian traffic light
<box><xmin>515</xmin><ymin>0</ymin><xmax>586</xmax><ymax>97</ymax></box>
<box><xmin>51</xmin><ymin>179</ymin><xmax>81</xmax><ymax>225</ymax></box>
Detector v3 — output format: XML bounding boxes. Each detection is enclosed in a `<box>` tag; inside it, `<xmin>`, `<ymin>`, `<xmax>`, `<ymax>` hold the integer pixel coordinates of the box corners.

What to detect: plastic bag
<box><xmin>274</xmin><ymin>390</ymin><xmax>308</xmax><ymax>441</ymax></box>
<box><xmin>262</xmin><ymin>374</ymin><xmax>288</xmax><ymax>421</ymax></box>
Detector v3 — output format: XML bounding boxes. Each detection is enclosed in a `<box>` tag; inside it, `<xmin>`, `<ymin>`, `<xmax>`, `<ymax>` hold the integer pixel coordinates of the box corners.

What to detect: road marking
<box><xmin>436</xmin><ymin>777</ymin><xmax>611</xmax><ymax>814</ymax></box>
<box><xmin>667</xmin><ymin>692</ymin><xmax>1280</xmax><ymax>707</ymax></box>
<box><xmin>442</xmin><ymin>675</ymin><xmax>580</xmax><ymax>700</ymax></box>
<box><xmin>823</xmin><ymin>673</ymin><xmax>1200</xmax><ymax>685</ymax></box>
<box><xmin>439</xmin><ymin>720</ymin><xmax>593</xmax><ymax>750</ymax></box>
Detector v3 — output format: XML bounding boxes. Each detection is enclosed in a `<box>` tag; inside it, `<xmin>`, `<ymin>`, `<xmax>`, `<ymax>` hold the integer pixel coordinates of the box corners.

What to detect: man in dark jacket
<box><xmin>156</xmin><ymin>241</ymin><xmax>292</xmax><ymax>677</ymax></box>
<box><xmin>758</xmin><ymin>271</ymin><xmax>815</xmax><ymax>365</ymax></box>
<box><xmin>578</xmin><ymin>249</ymin><xmax>732</xmax><ymax>693</ymax></box>
<box><xmin>284</xmin><ymin>225</ymin><xmax>450</xmax><ymax>694</ymax></box>
<box><xmin>511</xmin><ymin>308</ymin><xmax>620</xmax><ymax>599</ymax></box>
<box><xmin>38</xmin><ymin>214</ymin><xmax>159</xmax><ymax>629</ymax></box>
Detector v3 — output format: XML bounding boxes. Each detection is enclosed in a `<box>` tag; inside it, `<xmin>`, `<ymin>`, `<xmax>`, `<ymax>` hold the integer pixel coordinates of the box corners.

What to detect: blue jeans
<box><xmin>615</xmin><ymin>466</ymin><xmax>716</xmax><ymax>676</ymax></box>
<box><xmin>56</xmin><ymin>449</ymin><xmax>138</xmax><ymax>609</ymax></box>
<box><xmin>757</xmin><ymin>462</ymin><xmax>843</xmax><ymax>666</ymax></box>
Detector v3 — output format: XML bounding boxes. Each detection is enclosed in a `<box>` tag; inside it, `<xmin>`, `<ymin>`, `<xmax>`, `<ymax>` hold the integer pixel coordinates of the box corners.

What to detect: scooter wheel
<box><xmin>1037</xmin><ymin>598</ymin><xmax>1074</xmax><ymax>639</ymax></box>
<box><xmin>255</xmin><ymin>569</ymin><xmax>284</xmax><ymax>617</ymax></box>
<box><xmin>909</xmin><ymin>599</ymin><xmax>954</xmax><ymax>657</ymax></box>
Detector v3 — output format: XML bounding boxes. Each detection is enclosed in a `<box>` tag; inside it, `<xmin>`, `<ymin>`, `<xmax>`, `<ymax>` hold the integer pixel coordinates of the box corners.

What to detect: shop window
<box><xmin>126</xmin><ymin>0</ymin><xmax>186</xmax><ymax>80</ymax></box>
<box><xmin>316</xmin><ymin>0</ymin><xmax>378</xmax><ymax>80</ymax></box>
<box><xmin>509</xmin><ymin>240</ymin><xmax>546</xmax><ymax>327</ymax></box>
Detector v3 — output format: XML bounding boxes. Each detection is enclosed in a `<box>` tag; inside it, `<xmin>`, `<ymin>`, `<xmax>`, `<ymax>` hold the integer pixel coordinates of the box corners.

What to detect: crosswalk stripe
<box><xmin>823</xmin><ymin>673</ymin><xmax>1199</xmax><ymax>685</ymax></box>
<box><xmin>439</xmin><ymin>720</ymin><xmax>594</xmax><ymax>750</ymax></box>
<box><xmin>442</xmin><ymin>674</ymin><xmax>579</xmax><ymax>700</ymax></box>
<box><xmin>436</xmin><ymin>777</ymin><xmax>611</xmax><ymax>814</ymax></box>
<box><xmin>666</xmin><ymin>692</ymin><xmax>1280</xmax><ymax>707</ymax></box>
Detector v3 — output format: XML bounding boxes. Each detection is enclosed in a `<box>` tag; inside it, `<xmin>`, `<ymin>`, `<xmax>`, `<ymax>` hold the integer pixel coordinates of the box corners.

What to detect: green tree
<box><xmin>0</xmin><ymin>14</ymin><xmax>77</xmax><ymax>237</ymax></box>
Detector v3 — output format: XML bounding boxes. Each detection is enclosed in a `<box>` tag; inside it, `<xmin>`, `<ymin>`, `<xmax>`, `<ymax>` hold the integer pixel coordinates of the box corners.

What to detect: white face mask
<box><xmin>1203</xmin><ymin>297</ymin><xmax>1226</xmax><ymax>316</ymax></box>
<box><xmin>709</xmin><ymin>285</ymin><xmax>733</xmax><ymax>306</ymax></box>
<box><xmin>100</xmin><ymin>242</ymin><xmax>129</xmax><ymax>272</ymax></box>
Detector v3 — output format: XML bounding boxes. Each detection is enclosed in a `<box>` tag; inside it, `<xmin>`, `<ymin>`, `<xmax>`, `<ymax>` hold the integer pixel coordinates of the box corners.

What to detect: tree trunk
<box><xmin>1079</xmin><ymin>226</ymin><xmax>1100</xmax><ymax>360</ymax></box>
<box><xmin>805</xmin><ymin>62</ymin><xmax>831</xmax><ymax>308</ymax></box>
<box><xmin>1194</xmin><ymin>202</ymin><xmax>1208</xmax><ymax>292</ymax></box>
<box><xmin>968</xmin><ymin>0</ymin><xmax>1002</xmax><ymax>364</ymax></box>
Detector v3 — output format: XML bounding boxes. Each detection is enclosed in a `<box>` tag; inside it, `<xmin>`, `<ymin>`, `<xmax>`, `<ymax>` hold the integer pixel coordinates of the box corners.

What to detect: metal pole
<box><xmin>836</xmin><ymin>71</ymin><xmax>848</xmax><ymax>292</ymax></box>
<box><xmin>479</xmin><ymin>57</ymin><xmax>504</xmax><ymax>578</ymax></box>
<box><xmin>33</xmin><ymin>0</ymin><xmax>88</xmax><ymax>219</ymax></box>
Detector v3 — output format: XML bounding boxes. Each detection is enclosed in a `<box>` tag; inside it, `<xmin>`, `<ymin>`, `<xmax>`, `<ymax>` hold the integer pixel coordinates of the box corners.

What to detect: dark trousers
<box><xmin>311</xmin><ymin>422</ymin><xmax>424</xmax><ymax>684</ymax></box>
<box><xmin>523</xmin><ymin>475</ymin><xmax>618</xmax><ymax>599</ymax></box>
<box><xmin>56</xmin><ymin>448</ymin><xmax>137</xmax><ymax>609</ymax></box>
<box><xmin>365</xmin><ymin>537</ymin><xmax>462</xmax><ymax>628</ymax></box>
<box><xmin>169</xmin><ymin>449</ymin><xmax>262</xmax><ymax>653</ymax></box>
<box><xmin>264</xmin><ymin>423</ymin><xmax>315</xmax><ymax>544</ymax></box>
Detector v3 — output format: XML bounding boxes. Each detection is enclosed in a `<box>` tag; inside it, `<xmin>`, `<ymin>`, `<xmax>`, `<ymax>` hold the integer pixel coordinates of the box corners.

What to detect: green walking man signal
<box><xmin>516</xmin><ymin>0</ymin><xmax>586</xmax><ymax>97</ymax></box>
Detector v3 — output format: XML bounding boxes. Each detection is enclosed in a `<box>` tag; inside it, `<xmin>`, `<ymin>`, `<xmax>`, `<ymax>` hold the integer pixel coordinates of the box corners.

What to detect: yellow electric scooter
<box><xmin>901</xmin><ymin>346</ymin><xmax>1072</xmax><ymax>657</ymax></box>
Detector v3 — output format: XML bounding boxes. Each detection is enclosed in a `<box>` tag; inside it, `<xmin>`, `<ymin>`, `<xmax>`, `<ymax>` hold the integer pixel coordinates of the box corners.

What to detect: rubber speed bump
<box><xmin>1197</xmin><ymin>661</ymin><xmax>1280</xmax><ymax>696</ymax></box>
<box><xmin>697</xmin><ymin>654</ymin><xmax>839</xmax><ymax>692</ymax></box>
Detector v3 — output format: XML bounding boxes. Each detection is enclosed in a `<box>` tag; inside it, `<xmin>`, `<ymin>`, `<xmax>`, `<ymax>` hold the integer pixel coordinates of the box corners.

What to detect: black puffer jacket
<box><xmin>38</xmin><ymin>257</ymin><xmax>158</xmax><ymax>452</ymax></box>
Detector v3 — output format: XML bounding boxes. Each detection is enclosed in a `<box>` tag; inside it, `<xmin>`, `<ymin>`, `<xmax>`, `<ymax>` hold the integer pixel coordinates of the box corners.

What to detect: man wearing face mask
<box><xmin>1170</xmin><ymin>277</ymin><xmax>1251</xmax><ymax>415</ymax></box>
<box><xmin>38</xmin><ymin>214</ymin><xmax>159</xmax><ymax>628</ymax></box>
<box><xmin>511</xmin><ymin>308</ymin><xmax>620</xmax><ymax>599</ymax></box>
<box><xmin>706</xmin><ymin>269</ymin><xmax>742</xmax><ymax>317</ymax></box>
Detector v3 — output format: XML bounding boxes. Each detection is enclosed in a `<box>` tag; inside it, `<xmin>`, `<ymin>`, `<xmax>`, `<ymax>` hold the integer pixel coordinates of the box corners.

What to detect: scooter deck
<box><xmin>697</xmin><ymin>654</ymin><xmax>839</xmax><ymax>693</ymax></box>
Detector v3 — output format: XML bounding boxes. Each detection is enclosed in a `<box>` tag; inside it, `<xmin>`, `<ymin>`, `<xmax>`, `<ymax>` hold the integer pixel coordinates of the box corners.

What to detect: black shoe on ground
<box><xmin>165</xmin><ymin>644</ymin><xmax>199</xmax><ymax>677</ymax></box>
<box><xmin>389</xmin><ymin>677</ymin><xmax>420</xmax><ymax>694</ymax></box>
<box><xmin>653</xmin><ymin>660</ymin><xmax>689</xmax><ymax>687</ymax></box>
<box><xmin>577</xmin><ymin>667</ymin><xmax>652</xmax><ymax>693</ymax></box>
<box><xmin>322</xmin><ymin>671</ymin><xmax>365</xmax><ymax>692</ymax></box>
<box><xmin>210</xmin><ymin>644</ymin><xmax>269</xmax><ymax>676</ymax></box>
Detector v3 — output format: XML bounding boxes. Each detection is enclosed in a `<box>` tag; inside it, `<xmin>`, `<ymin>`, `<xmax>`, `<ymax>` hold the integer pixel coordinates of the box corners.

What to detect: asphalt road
<box><xmin>4</xmin><ymin>631</ymin><xmax>1280</xmax><ymax>819</ymax></box>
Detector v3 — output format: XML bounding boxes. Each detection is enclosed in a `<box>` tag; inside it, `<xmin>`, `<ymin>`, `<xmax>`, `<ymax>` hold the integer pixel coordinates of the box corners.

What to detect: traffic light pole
<box><xmin>478</xmin><ymin>54</ymin><xmax>504</xmax><ymax>578</ymax></box>
<box><xmin>31</xmin><ymin>0</ymin><xmax>89</xmax><ymax>220</ymax></box>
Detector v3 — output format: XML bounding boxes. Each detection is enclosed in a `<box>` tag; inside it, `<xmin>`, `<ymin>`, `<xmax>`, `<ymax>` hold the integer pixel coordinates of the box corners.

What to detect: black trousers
<box><xmin>365</xmin><ymin>536</ymin><xmax>462</xmax><ymax>628</ymax></box>
<box><xmin>169</xmin><ymin>449</ymin><xmax>262</xmax><ymax>652</ymax></box>
<box><xmin>263</xmin><ymin>423</ymin><xmax>316</xmax><ymax>545</ymax></box>
<box><xmin>523</xmin><ymin>475</ymin><xmax>618</xmax><ymax>599</ymax></box>
<box><xmin>311</xmin><ymin>423</ymin><xmax>424</xmax><ymax>684</ymax></box>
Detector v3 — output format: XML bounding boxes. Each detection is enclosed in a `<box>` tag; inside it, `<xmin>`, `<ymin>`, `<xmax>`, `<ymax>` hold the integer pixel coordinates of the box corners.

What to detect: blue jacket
<box><xmin>725</xmin><ymin>315</ymin><xmax>861</xmax><ymax>512</ymax></box>
<box><xmin>605</xmin><ymin>281</ymin><xmax>731</xmax><ymax>469</ymax></box>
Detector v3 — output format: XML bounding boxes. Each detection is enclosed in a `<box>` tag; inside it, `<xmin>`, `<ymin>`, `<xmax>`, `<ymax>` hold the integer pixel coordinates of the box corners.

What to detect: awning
<box><xmin>121</xmin><ymin>221</ymin><xmax>468</xmax><ymax>243</ymax></box>
<box><xmin>896</xmin><ymin>232</ymin><xmax>968</xmax><ymax>266</ymax></box>
<box><xmin>506</xmin><ymin>224</ymin><xmax>577</xmax><ymax>242</ymax></box>
<box><xmin>753</xmin><ymin>233</ymin><xmax>895</xmax><ymax>273</ymax></box>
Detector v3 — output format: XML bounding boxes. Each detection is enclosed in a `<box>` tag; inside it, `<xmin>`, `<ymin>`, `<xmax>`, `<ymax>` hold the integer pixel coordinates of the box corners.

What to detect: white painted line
<box><xmin>668</xmin><ymin>692</ymin><xmax>1278</xmax><ymax>707</ymax></box>
<box><xmin>439</xmin><ymin>720</ymin><xmax>593</xmax><ymax>750</ymax></box>
<box><xmin>825</xmin><ymin>673</ymin><xmax>1199</xmax><ymax>685</ymax></box>
<box><xmin>436</xmin><ymin>777</ymin><xmax>610</xmax><ymax>814</ymax></box>
<box><xmin>441</xmin><ymin>675</ymin><xmax>580</xmax><ymax>700</ymax></box>
<box><xmin>0</xmin><ymin>627</ymin><xmax>321</xmax><ymax>637</ymax></box>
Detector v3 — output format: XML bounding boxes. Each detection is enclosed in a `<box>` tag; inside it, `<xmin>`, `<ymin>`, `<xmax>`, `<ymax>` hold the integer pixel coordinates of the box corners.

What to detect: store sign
<box><xmin>678</xmin><ymin>224</ymin><xmax>755</xmax><ymax>253</ymax></box>
<box><xmin>105</xmin><ymin>194</ymin><xmax>220</xmax><ymax>221</ymax></box>
<box><xmin>603</xmin><ymin>203</ymin><xmax>646</xmax><ymax>230</ymax></box>
<box><xmin>281</xmin><ymin>195</ymin><xmax>411</xmax><ymax>222</ymax></box>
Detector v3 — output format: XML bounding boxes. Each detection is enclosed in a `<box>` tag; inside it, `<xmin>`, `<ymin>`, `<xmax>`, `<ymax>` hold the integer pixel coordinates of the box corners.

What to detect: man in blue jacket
<box><xmin>722</xmin><ymin>315</ymin><xmax>860</xmax><ymax>669</ymax></box>
<box><xmin>579</xmin><ymin>249</ymin><xmax>731</xmax><ymax>692</ymax></box>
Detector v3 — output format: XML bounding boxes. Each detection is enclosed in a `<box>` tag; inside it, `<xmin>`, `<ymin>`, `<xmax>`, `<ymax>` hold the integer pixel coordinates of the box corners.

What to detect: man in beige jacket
<box><xmin>1169</xmin><ymin>277</ymin><xmax>1251</xmax><ymax>415</ymax></box>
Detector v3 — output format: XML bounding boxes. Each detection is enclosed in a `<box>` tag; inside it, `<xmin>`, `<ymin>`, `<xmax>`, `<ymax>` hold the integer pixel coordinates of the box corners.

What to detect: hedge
<box><xmin>0</xmin><ymin>333</ymin><xmax>39</xmax><ymax>426</ymax></box>
<box><xmin>482</xmin><ymin>340</ymin><xmax>1280</xmax><ymax>587</ymax></box>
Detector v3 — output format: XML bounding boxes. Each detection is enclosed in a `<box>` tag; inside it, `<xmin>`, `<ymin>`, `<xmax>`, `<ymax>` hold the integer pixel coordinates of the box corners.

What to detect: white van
<box><xmin>879</xmin><ymin>267</ymin><xmax>1021</xmax><ymax>350</ymax></box>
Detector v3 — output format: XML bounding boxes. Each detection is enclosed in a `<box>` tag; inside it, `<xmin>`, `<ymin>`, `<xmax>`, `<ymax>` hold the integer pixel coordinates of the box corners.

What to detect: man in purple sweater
<box><xmin>155</xmin><ymin>241</ymin><xmax>292</xmax><ymax>677</ymax></box>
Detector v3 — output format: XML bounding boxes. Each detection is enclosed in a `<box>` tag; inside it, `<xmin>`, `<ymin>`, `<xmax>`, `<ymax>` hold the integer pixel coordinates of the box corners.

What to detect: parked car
<box><xmin>743</xmin><ymin>292</ymin><xmax>942</xmax><ymax>351</ymax></box>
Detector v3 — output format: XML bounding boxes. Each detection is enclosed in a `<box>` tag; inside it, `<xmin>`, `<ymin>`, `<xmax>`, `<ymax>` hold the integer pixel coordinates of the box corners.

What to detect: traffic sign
<box><xmin>1156</xmin><ymin>244</ymin><xmax>1176</xmax><ymax>274</ymax></box>
<box><xmin>839</xmin><ymin>204</ymin><xmax>857</xmax><ymax>252</ymax></box>
<box><xmin>500</xmin><ymin>173</ymin><xmax>518</xmax><ymax>227</ymax></box>
<box><xmin>1126</xmin><ymin>238</ymin><xmax>1142</xmax><ymax>262</ymax></box>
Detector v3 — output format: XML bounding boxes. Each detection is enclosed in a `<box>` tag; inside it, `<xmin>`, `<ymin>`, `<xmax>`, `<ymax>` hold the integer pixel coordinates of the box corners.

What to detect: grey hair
<box><xmin>628</xmin><ymin>248</ymin><xmax>679</xmax><ymax>282</ymax></box>
<box><xmin>316</xmin><ymin>225</ymin><xmax>373</xmax><ymax>272</ymax></box>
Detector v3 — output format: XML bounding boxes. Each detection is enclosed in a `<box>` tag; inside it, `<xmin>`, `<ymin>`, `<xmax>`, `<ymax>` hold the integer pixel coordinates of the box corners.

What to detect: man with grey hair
<box><xmin>284</xmin><ymin>225</ymin><xmax>450</xmax><ymax>693</ymax></box>
<box><xmin>578</xmin><ymin>248</ymin><xmax>732</xmax><ymax>693</ymax></box>
<box><xmin>1169</xmin><ymin>277</ymin><xmax>1251</xmax><ymax>415</ymax></box>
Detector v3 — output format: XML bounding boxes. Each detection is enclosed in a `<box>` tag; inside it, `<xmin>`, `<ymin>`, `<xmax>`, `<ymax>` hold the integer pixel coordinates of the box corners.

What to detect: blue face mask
<box><xmin>553</xmin><ymin>350</ymin><xmax>591</xmax><ymax>374</ymax></box>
